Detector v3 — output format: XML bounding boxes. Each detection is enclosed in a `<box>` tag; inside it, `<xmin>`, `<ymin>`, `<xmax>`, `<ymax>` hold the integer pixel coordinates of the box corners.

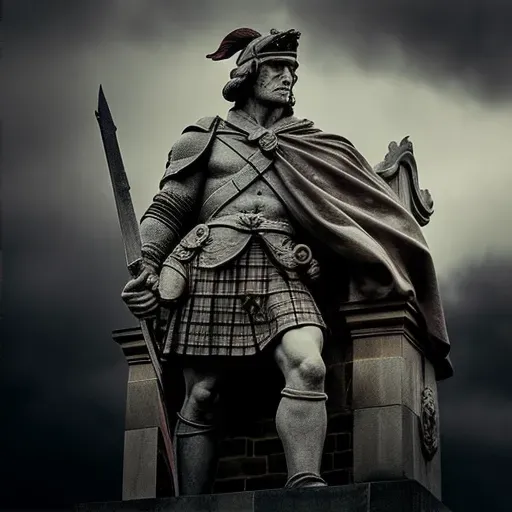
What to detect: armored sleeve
<box><xmin>139</xmin><ymin>129</ymin><xmax>212</xmax><ymax>272</ymax></box>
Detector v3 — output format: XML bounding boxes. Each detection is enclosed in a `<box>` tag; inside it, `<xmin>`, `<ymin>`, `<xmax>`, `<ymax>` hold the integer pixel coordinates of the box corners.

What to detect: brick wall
<box><xmin>213</xmin><ymin>410</ymin><xmax>353</xmax><ymax>493</ymax></box>
<box><xmin>212</xmin><ymin>334</ymin><xmax>354</xmax><ymax>493</ymax></box>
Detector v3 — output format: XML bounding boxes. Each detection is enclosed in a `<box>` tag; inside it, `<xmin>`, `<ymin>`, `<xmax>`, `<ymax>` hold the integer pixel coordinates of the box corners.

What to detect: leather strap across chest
<box><xmin>200</xmin><ymin>135</ymin><xmax>274</xmax><ymax>221</ymax></box>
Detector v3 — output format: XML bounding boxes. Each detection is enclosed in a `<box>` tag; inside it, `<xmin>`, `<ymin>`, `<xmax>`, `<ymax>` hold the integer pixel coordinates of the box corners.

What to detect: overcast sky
<box><xmin>1</xmin><ymin>1</ymin><xmax>512</xmax><ymax>510</ymax></box>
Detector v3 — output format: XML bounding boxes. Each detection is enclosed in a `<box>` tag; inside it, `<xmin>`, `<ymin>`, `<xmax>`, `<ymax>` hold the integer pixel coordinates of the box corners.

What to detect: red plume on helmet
<box><xmin>206</xmin><ymin>28</ymin><xmax>262</xmax><ymax>61</ymax></box>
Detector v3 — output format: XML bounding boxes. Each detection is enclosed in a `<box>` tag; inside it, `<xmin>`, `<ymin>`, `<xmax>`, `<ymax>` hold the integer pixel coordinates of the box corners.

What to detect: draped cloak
<box><xmin>163</xmin><ymin>108</ymin><xmax>452</xmax><ymax>378</ymax></box>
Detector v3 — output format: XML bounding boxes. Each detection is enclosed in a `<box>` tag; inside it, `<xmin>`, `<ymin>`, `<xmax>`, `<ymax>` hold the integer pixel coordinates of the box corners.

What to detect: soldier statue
<box><xmin>120</xmin><ymin>28</ymin><xmax>449</xmax><ymax>495</ymax></box>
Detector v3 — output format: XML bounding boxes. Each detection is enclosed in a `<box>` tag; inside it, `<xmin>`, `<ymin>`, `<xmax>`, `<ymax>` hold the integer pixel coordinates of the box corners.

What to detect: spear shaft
<box><xmin>95</xmin><ymin>85</ymin><xmax>180</xmax><ymax>495</ymax></box>
<box><xmin>95</xmin><ymin>85</ymin><xmax>163</xmax><ymax>386</ymax></box>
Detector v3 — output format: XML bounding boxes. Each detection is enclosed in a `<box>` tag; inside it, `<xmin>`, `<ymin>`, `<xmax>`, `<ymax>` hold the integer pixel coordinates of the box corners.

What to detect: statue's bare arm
<box><xmin>121</xmin><ymin>131</ymin><xmax>207</xmax><ymax>317</ymax></box>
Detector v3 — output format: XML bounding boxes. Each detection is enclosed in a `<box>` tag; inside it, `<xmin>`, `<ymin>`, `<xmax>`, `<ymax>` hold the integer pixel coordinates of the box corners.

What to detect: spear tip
<box><xmin>96</xmin><ymin>85</ymin><xmax>114</xmax><ymax>126</ymax></box>
<box><xmin>98</xmin><ymin>85</ymin><xmax>106</xmax><ymax>106</ymax></box>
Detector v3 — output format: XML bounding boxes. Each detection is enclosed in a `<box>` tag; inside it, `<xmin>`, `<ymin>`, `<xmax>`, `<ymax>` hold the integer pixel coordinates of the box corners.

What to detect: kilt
<box><xmin>161</xmin><ymin>238</ymin><xmax>326</xmax><ymax>357</ymax></box>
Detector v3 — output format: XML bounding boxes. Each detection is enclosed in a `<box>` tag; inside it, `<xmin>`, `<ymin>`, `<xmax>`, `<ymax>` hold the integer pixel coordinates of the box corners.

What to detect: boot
<box><xmin>174</xmin><ymin>412</ymin><xmax>217</xmax><ymax>495</ymax></box>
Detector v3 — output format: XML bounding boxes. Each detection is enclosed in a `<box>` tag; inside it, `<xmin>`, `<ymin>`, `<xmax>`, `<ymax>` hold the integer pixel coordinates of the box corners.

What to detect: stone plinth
<box><xmin>77</xmin><ymin>480</ymin><xmax>451</xmax><ymax>511</ymax></box>
<box><xmin>113</xmin><ymin>327</ymin><xmax>177</xmax><ymax>500</ymax></box>
<box><xmin>340</xmin><ymin>301</ymin><xmax>444</xmax><ymax>500</ymax></box>
<box><xmin>113</xmin><ymin>299</ymin><xmax>448</xmax><ymax>500</ymax></box>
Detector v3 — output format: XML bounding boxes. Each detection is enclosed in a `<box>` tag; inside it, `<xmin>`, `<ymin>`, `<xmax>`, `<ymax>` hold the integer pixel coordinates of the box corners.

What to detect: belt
<box><xmin>206</xmin><ymin>213</ymin><xmax>294</xmax><ymax>235</ymax></box>
<box><xmin>169</xmin><ymin>213</ymin><xmax>315</xmax><ymax>273</ymax></box>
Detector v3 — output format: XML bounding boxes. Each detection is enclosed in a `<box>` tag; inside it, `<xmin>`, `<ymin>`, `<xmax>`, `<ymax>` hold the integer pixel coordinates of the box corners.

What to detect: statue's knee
<box><xmin>188</xmin><ymin>381</ymin><xmax>218</xmax><ymax>412</ymax></box>
<box><xmin>296</xmin><ymin>357</ymin><xmax>326</xmax><ymax>389</ymax></box>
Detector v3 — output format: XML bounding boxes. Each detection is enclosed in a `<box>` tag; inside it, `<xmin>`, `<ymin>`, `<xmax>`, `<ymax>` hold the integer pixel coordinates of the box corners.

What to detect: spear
<box><xmin>95</xmin><ymin>86</ymin><xmax>180</xmax><ymax>495</ymax></box>
<box><xmin>95</xmin><ymin>85</ymin><xmax>163</xmax><ymax>386</ymax></box>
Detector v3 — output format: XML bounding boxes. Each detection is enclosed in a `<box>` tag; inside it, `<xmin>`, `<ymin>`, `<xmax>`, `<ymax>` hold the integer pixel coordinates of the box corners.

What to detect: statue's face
<box><xmin>252</xmin><ymin>60</ymin><xmax>294</xmax><ymax>107</ymax></box>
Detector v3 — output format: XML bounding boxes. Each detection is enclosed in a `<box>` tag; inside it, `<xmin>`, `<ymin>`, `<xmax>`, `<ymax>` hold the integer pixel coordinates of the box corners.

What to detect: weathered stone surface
<box><xmin>125</xmin><ymin>377</ymin><xmax>161</xmax><ymax>430</ymax></box>
<box><xmin>219</xmin><ymin>438</ymin><xmax>248</xmax><ymax>458</ymax></box>
<box><xmin>253</xmin><ymin>484</ymin><xmax>369</xmax><ymax>512</ymax></box>
<box><xmin>402</xmin><ymin>339</ymin><xmax>423</xmax><ymax>416</ymax></box>
<box><xmin>354</xmin><ymin>405</ymin><xmax>406</xmax><ymax>481</ymax></box>
<box><xmin>254</xmin><ymin>438</ymin><xmax>283</xmax><ymax>456</ymax></box>
<box><xmin>122</xmin><ymin>428</ymin><xmax>159</xmax><ymax>501</ymax></box>
<box><xmin>217</xmin><ymin>457</ymin><xmax>267</xmax><ymax>479</ymax></box>
<box><xmin>369</xmin><ymin>480</ymin><xmax>450</xmax><ymax>512</ymax></box>
<box><xmin>246</xmin><ymin>474</ymin><xmax>287</xmax><ymax>491</ymax></box>
<box><xmin>325</xmin><ymin>362</ymin><xmax>350</xmax><ymax>410</ymax></box>
<box><xmin>114</xmin><ymin>328</ymin><xmax>176</xmax><ymax>500</ymax></box>
<box><xmin>77</xmin><ymin>480</ymin><xmax>451</xmax><ymax>511</ymax></box>
<box><xmin>343</xmin><ymin>301</ymin><xmax>443</xmax><ymax>500</ymax></box>
<box><xmin>322</xmin><ymin>469</ymin><xmax>351</xmax><ymax>486</ymax></box>
<box><xmin>352</xmin><ymin>357</ymin><xmax>405</xmax><ymax>409</ymax></box>
<box><xmin>352</xmin><ymin>334</ymin><xmax>403</xmax><ymax>360</ymax></box>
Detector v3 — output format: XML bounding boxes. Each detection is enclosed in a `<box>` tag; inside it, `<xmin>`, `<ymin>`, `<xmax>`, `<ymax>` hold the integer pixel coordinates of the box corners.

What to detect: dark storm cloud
<box><xmin>438</xmin><ymin>259</ymin><xmax>512</xmax><ymax>511</ymax></box>
<box><xmin>287</xmin><ymin>0</ymin><xmax>512</xmax><ymax>101</ymax></box>
<box><xmin>7</xmin><ymin>0</ymin><xmax>108</xmax><ymax>36</ymax></box>
<box><xmin>6</xmin><ymin>0</ymin><xmax>280</xmax><ymax>44</ymax></box>
<box><xmin>2</xmin><ymin>4</ymin><xmax>167</xmax><ymax>506</ymax></box>
<box><xmin>442</xmin><ymin>440</ymin><xmax>511</xmax><ymax>511</ymax></box>
<box><xmin>2</xmin><ymin>24</ymin><xmax>136</xmax><ymax>497</ymax></box>
<box><xmin>0</xmin><ymin>208</ymin><xmax>132</xmax><ymax>505</ymax></box>
<box><xmin>440</xmin><ymin>259</ymin><xmax>512</xmax><ymax>399</ymax></box>
<box><xmin>6</xmin><ymin>0</ymin><xmax>206</xmax><ymax>41</ymax></box>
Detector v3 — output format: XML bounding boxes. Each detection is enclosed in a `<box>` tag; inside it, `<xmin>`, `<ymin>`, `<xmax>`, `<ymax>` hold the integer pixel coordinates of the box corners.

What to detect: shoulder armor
<box><xmin>160</xmin><ymin>116</ymin><xmax>222</xmax><ymax>187</ymax></box>
<box><xmin>184</xmin><ymin>116</ymin><xmax>221</xmax><ymax>133</ymax></box>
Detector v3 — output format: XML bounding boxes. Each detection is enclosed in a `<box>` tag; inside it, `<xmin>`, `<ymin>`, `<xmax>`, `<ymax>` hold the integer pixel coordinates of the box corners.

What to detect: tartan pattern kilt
<box><xmin>161</xmin><ymin>238</ymin><xmax>326</xmax><ymax>357</ymax></box>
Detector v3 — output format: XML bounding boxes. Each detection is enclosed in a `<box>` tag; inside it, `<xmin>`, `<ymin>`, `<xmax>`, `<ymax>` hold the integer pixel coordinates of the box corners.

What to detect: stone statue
<box><xmin>120</xmin><ymin>28</ymin><xmax>450</xmax><ymax>496</ymax></box>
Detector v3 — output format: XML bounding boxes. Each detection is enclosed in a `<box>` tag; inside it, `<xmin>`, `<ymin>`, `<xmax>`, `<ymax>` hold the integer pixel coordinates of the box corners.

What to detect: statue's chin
<box><xmin>259</xmin><ymin>97</ymin><xmax>289</xmax><ymax>108</ymax></box>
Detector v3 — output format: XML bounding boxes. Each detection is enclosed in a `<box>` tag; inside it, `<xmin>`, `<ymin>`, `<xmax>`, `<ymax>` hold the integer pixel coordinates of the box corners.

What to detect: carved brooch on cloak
<box><xmin>248</xmin><ymin>128</ymin><xmax>279</xmax><ymax>155</ymax></box>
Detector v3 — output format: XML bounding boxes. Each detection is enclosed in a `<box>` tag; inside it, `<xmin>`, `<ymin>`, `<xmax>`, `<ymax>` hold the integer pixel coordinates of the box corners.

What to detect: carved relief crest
<box><xmin>419</xmin><ymin>386</ymin><xmax>439</xmax><ymax>461</ymax></box>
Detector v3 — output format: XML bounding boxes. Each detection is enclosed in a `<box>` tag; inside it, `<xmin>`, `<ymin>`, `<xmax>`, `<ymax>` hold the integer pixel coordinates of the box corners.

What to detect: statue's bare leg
<box><xmin>273</xmin><ymin>325</ymin><xmax>328</xmax><ymax>488</ymax></box>
<box><xmin>174</xmin><ymin>365</ymin><xmax>221</xmax><ymax>495</ymax></box>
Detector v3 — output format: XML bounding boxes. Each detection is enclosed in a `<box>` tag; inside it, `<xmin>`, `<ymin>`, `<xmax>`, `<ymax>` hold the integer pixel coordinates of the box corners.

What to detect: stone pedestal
<box><xmin>112</xmin><ymin>299</ymin><xmax>448</xmax><ymax>502</ymax></box>
<box><xmin>77</xmin><ymin>480</ymin><xmax>451</xmax><ymax>511</ymax></box>
<box><xmin>340</xmin><ymin>301</ymin><xmax>443</xmax><ymax>500</ymax></box>
<box><xmin>112</xmin><ymin>327</ymin><xmax>177</xmax><ymax>500</ymax></box>
<box><xmin>112</xmin><ymin>327</ymin><xmax>354</xmax><ymax>495</ymax></box>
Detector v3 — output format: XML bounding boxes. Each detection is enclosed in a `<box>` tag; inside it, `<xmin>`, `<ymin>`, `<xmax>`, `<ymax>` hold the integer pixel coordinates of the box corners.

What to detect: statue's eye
<box><xmin>271</xmin><ymin>62</ymin><xmax>286</xmax><ymax>72</ymax></box>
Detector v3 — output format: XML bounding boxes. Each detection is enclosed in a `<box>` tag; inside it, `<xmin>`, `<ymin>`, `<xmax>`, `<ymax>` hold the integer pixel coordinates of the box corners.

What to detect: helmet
<box><xmin>207</xmin><ymin>27</ymin><xmax>300</xmax><ymax>70</ymax></box>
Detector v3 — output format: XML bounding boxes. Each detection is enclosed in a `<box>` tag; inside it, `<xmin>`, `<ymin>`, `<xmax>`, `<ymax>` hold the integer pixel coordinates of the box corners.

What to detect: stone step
<box><xmin>77</xmin><ymin>480</ymin><xmax>450</xmax><ymax>512</ymax></box>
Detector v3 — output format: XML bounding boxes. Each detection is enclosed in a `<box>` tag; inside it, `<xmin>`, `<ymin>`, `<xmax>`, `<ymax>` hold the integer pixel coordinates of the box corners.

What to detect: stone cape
<box><xmin>160</xmin><ymin>108</ymin><xmax>452</xmax><ymax>377</ymax></box>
